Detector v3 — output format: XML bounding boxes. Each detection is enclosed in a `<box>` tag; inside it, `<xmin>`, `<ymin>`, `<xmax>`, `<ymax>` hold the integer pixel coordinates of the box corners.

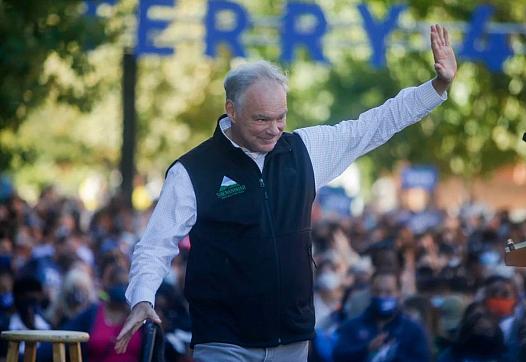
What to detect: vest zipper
<box><xmin>259</xmin><ymin>177</ymin><xmax>282</xmax><ymax>344</ymax></box>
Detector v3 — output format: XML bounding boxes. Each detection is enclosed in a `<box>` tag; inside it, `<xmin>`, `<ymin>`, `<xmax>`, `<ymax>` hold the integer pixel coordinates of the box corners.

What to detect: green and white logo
<box><xmin>216</xmin><ymin>176</ymin><xmax>246</xmax><ymax>199</ymax></box>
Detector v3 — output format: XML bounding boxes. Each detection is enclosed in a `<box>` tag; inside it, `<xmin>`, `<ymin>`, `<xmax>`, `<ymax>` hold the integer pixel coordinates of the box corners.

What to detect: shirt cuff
<box><xmin>417</xmin><ymin>80</ymin><xmax>448</xmax><ymax>111</ymax></box>
<box><xmin>126</xmin><ymin>284</ymin><xmax>157</xmax><ymax>309</ymax></box>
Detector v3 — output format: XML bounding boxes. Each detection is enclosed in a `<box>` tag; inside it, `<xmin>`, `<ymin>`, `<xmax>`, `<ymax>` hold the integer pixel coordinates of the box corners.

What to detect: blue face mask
<box><xmin>431</xmin><ymin>296</ymin><xmax>445</xmax><ymax>308</ymax></box>
<box><xmin>107</xmin><ymin>285</ymin><xmax>127</xmax><ymax>305</ymax></box>
<box><xmin>0</xmin><ymin>292</ymin><xmax>13</xmax><ymax>310</ymax></box>
<box><xmin>371</xmin><ymin>296</ymin><xmax>399</xmax><ymax>318</ymax></box>
<box><xmin>479</xmin><ymin>250</ymin><xmax>500</xmax><ymax>266</ymax></box>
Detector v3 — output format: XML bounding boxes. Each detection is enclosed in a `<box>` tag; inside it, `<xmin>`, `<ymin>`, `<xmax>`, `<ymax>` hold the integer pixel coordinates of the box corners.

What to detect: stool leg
<box><xmin>6</xmin><ymin>341</ymin><xmax>19</xmax><ymax>362</ymax></box>
<box><xmin>52</xmin><ymin>343</ymin><xmax>66</xmax><ymax>362</ymax></box>
<box><xmin>68</xmin><ymin>342</ymin><xmax>83</xmax><ymax>362</ymax></box>
<box><xmin>23</xmin><ymin>341</ymin><xmax>37</xmax><ymax>362</ymax></box>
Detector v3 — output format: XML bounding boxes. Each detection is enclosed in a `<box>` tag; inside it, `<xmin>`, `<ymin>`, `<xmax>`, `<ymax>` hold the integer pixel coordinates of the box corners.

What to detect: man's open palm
<box><xmin>431</xmin><ymin>24</ymin><xmax>457</xmax><ymax>83</ymax></box>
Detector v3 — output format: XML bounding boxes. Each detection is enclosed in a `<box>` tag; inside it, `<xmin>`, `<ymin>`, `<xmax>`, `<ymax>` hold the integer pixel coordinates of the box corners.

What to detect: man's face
<box><xmin>371</xmin><ymin>274</ymin><xmax>399</xmax><ymax>298</ymax></box>
<box><xmin>226</xmin><ymin>79</ymin><xmax>287</xmax><ymax>153</ymax></box>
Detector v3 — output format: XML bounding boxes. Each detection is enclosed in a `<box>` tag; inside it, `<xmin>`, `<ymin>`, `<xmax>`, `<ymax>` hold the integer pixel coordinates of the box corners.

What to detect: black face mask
<box><xmin>65</xmin><ymin>289</ymin><xmax>89</xmax><ymax>308</ymax></box>
<box><xmin>14</xmin><ymin>296</ymin><xmax>41</xmax><ymax>329</ymax></box>
<box><xmin>55</xmin><ymin>254</ymin><xmax>76</xmax><ymax>272</ymax></box>
<box><xmin>107</xmin><ymin>284</ymin><xmax>127</xmax><ymax>305</ymax></box>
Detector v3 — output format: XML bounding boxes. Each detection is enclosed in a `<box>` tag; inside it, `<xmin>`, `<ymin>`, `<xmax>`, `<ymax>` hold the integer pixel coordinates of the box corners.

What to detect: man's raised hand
<box><xmin>430</xmin><ymin>24</ymin><xmax>457</xmax><ymax>95</ymax></box>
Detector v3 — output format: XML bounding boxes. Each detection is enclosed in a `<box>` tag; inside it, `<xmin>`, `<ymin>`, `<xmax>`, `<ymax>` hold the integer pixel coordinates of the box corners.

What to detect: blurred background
<box><xmin>0</xmin><ymin>0</ymin><xmax>525</xmax><ymax>361</ymax></box>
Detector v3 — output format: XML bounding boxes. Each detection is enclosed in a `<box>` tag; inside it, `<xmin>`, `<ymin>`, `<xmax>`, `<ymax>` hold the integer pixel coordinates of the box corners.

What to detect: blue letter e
<box><xmin>135</xmin><ymin>0</ymin><xmax>175</xmax><ymax>56</ymax></box>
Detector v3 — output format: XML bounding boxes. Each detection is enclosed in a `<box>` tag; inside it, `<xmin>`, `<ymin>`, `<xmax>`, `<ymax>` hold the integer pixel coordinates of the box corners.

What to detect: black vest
<box><xmin>173</xmin><ymin>115</ymin><xmax>316</xmax><ymax>347</ymax></box>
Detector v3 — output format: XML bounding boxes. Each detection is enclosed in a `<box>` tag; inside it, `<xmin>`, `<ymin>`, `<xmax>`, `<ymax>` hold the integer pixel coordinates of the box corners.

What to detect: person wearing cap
<box><xmin>437</xmin><ymin>302</ymin><xmax>507</xmax><ymax>362</ymax></box>
<box><xmin>116</xmin><ymin>25</ymin><xmax>456</xmax><ymax>361</ymax></box>
<box><xmin>434</xmin><ymin>295</ymin><xmax>466</xmax><ymax>356</ymax></box>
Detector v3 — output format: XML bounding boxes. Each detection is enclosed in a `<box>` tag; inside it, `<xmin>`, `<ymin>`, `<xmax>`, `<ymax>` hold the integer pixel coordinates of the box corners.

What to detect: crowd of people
<box><xmin>0</xmin><ymin>182</ymin><xmax>525</xmax><ymax>361</ymax></box>
<box><xmin>0</xmin><ymin>186</ymin><xmax>192</xmax><ymax>361</ymax></box>
<box><xmin>309</xmin><ymin>201</ymin><xmax>526</xmax><ymax>361</ymax></box>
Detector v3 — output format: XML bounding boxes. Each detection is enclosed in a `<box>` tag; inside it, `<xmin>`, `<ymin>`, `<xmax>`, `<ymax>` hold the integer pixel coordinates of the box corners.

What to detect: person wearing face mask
<box><xmin>310</xmin><ymin>266</ymin><xmax>345</xmax><ymax>362</ymax></box>
<box><xmin>481</xmin><ymin>275</ymin><xmax>519</xmax><ymax>362</ymax></box>
<box><xmin>314</xmin><ymin>262</ymin><xmax>345</xmax><ymax>328</ymax></box>
<box><xmin>332</xmin><ymin>270</ymin><xmax>431</xmax><ymax>362</ymax></box>
<box><xmin>9</xmin><ymin>275</ymin><xmax>50</xmax><ymax>331</ymax></box>
<box><xmin>38</xmin><ymin>265</ymin><xmax>150</xmax><ymax>362</ymax></box>
<box><xmin>482</xmin><ymin>275</ymin><xmax>517</xmax><ymax>323</ymax></box>
<box><xmin>2</xmin><ymin>275</ymin><xmax>51</xmax><ymax>360</ymax></box>
<box><xmin>437</xmin><ymin>302</ymin><xmax>507</xmax><ymax>362</ymax></box>
<box><xmin>0</xmin><ymin>271</ymin><xmax>37</xmax><ymax>359</ymax></box>
<box><xmin>45</xmin><ymin>267</ymin><xmax>97</xmax><ymax>328</ymax></box>
<box><xmin>433</xmin><ymin>295</ymin><xmax>465</xmax><ymax>357</ymax></box>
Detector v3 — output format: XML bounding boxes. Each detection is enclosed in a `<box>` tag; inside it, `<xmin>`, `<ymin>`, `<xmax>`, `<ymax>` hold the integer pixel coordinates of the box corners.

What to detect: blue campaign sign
<box><xmin>281</xmin><ymin>2</ymin><xmax>328</xmax><ymax>63</ymax></box>
<box><xmin>401</xmin><ymin>166</ymin><xmax>438</xmax><ymax>191</ymax></box>
<box><xmin>407</xmin><ymin>210</ymin><xmax>443</xmax><ymax>234</ymax></box>
<box><xmin>205</xmin><ymin>0</ymin><xmax>250</xmax><ymax>58</ymax></box>
<box><xmin>317</xmin><ymin>186</ymin><xmax>353</xmax><ymax>217</ymax></box>
<box><xmin>459</xmin><ymin>5</ymin><xmax>513</xmax><ymax>72</ymax></box>
<box><xmin>358</xmin><ymin>3</ymin><xmax>406</xmax><ymax>68</ymax></box>
<box><xmin>135</xmin><ymin>0</ymin><xmax>175</xmax><ymax>56</ymax></box>
<box><xmin>85</xmin><ymin>1</ymin><xmax>518</xmax><ymax>72</ymax></box>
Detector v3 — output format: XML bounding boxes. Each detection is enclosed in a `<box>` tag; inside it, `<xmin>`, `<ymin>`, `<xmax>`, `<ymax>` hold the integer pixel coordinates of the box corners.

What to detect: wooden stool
<box><xmin>1</xmin><ymin>330</ymin><xmax>90</xmax><ymax>362</ymax></box>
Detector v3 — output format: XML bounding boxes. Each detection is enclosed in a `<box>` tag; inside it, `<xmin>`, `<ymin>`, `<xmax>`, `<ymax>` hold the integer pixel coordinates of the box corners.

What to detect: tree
<box><xmin>4</xmin><ymin>0</ymin><xmax>526</xmax><ymax>203</ymax></box>
<box><xmin>317</xmin><ymin>0</ymin><xmax>526</xmax><ymax>178</ymax></box>
<box><xmin>0</xmin><ymin>0</ymin><xmax>113</xmax><ymax>169</ymax></box>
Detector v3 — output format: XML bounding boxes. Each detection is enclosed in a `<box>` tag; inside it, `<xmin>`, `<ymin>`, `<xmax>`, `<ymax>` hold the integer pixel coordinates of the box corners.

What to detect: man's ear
<box><xmin>225</xmin><ymin>100</ymin><xmax>236</xmax><ymax>123</ymax></box>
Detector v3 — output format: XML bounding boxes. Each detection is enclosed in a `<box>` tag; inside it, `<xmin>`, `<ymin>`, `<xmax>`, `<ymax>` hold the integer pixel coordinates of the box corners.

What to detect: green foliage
<box><xmin>2</xmin><ymin>0</ymin><xmax>526</xmax><ymax>201</ymax></box>
<box><xmin>316</xmin><ymin>1</ymin><xmax>526</xmax><ymax>179</ymax></box>
<box><xmin>0</xmin><ymin>0</ymin><xmax>113</xmax><ymax>166</ymax></box>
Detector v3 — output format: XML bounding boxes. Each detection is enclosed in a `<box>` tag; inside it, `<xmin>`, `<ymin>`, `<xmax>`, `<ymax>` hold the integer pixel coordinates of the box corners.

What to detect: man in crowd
<box><xmin>116</xmin><ymin>25</ymin><xmax>456</xmax><ymax>361</ymax></box>
<box><xmin>333</xmin><ymin>270</ymin><xmax>431</xmax><ymax>361</ymax></box>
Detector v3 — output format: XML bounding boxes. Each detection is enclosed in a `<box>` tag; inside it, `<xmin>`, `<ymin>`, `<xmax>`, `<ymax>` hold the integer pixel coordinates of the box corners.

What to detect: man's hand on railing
<box><xmin>115</xmin><ymin>301</ymin><xmax>161</xmax><ymax>354</ymax></box>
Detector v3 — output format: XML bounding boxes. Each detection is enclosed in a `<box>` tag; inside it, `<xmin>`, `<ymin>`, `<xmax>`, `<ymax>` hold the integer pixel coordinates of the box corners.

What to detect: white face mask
<box><xmin>316</xmin><ymin>271</ymin><xmax>341</xmax><ymax>291</ymax></box>
<box><xmin>448</xmin><ymin>256</ymin><xmax>461</xmax><ymax>267</ymax></box>
<box><xmin>479</xmin><ymin>250</ymin><xmax>500</xmax><ymax>266</ymax></box>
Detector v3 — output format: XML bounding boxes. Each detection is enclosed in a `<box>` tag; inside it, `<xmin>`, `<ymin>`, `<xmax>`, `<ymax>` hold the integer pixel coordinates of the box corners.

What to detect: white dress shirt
<box><xmin>126</xmin><ymin>80</ymin><xmax>446</xmax><ymax>307</ymax></box>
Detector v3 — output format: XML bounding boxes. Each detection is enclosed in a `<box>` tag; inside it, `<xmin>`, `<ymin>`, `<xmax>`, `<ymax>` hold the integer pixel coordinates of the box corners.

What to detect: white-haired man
<box><xmin>116</xmin><ymin>25</ymin><xmax>456</xmax><ymax>361</ymax></box>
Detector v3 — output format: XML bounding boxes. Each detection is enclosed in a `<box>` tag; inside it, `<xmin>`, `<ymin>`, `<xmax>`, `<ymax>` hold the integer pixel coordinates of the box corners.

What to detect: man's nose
<box><xmin>267</xmin><ymin>120</ymin><xmax>282</xmax><ymax>135</ymax></box>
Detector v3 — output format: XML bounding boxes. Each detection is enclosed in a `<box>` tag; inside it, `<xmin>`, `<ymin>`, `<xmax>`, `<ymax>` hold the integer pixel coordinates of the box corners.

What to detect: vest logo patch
<box><xmin>217</xmin><ymin>176</ymin><xmax>246</xmax><ymax>199</ymax></box>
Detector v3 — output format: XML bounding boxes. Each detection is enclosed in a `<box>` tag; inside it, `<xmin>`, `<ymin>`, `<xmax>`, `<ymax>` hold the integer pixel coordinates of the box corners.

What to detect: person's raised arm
<box><xmin>295</xmin><ymin>24</ymin><xmax>456</xmax><ymax>190</ymax></box>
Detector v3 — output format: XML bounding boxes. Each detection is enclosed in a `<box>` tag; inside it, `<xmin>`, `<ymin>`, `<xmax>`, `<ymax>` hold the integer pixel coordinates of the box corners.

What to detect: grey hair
<box><xmin>224</xmin><ymin>60</ymin><xmax>288</xmax><ymax>108</ymax></box>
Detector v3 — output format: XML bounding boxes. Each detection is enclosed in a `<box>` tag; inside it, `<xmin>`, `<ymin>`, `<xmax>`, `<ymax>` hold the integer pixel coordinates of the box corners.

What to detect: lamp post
<box><xmin>119</xmin><ymin>50</ymin><xmax>137</xmax><ymax>209</ymax></box>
